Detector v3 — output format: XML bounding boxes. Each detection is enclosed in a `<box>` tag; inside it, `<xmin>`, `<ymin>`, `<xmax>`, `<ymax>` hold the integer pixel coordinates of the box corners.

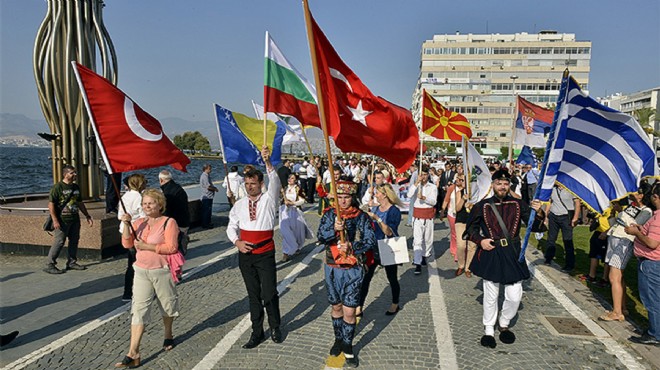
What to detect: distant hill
<box><xmin>0</xmin><ymin>113</ymin><xmax>47</xmax><ymax>139</ymax></box>
<box><xmin>0</xmin><ymin>112</ymin><xmax>326</xmax><ymax>151</ymax></box>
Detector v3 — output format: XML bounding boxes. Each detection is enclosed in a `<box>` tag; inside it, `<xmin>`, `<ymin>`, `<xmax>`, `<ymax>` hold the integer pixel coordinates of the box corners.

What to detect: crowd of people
<box><xmin>38</xmin><ymin>151</ymin><xmax>660</xmax><ymax>367</ymax></box>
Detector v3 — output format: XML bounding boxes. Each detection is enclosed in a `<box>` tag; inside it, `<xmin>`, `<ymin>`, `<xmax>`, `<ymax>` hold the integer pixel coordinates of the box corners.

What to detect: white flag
<box><xmin>252</xmin><ymin>101</ymin><xmax>305</xmax><ymax>146</ymax></box>
<box><xmin>462</xmin><ymin>136</ymin><xmax>492</xmax><ymax>203</ymax></box>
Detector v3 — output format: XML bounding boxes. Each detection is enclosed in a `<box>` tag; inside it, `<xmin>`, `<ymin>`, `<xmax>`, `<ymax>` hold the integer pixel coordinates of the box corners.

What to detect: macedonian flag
<box><xmin>422</xmin><ymin>90</ymin><xmax>472</xmax><ymax>141</ymax></box>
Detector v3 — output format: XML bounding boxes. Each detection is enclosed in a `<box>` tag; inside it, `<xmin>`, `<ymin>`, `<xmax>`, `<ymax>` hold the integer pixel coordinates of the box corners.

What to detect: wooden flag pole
<box><xmin>300</xmin><ymin>125</ymin><xmax>314</xmax><ymax>156</ymax></box>
<box><xmin>109</xmin><ymin>174</ymin><xmax>138</xmax><ymax>241</ymax></box>
<box><xmin>302</xmin><ymin>0</ymin><xmax>344</xmax><ymax>243</ymax></box>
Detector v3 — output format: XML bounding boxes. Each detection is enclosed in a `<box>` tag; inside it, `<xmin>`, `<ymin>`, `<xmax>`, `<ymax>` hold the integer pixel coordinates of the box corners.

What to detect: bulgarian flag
<box><xmin>264</xmin><ymin>31</ymin><xmax>321</xmax><ymax>128</ymax></box>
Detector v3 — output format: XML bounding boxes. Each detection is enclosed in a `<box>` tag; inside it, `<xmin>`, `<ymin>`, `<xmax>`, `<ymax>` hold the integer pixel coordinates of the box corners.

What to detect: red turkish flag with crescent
<box><xmin>309</xmin><ymin>15</ymin><xmax>419</xmax><ymax>173</ymax></box>
<box><xmin>72</xmin><ymin>62</ymin><xmax>190</xmax><ymax>173</ymax></box>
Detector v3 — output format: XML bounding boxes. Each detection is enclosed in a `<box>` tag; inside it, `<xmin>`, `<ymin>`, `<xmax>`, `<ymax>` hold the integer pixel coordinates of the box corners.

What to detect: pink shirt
<box><xmin>634</xmin><ymin>210</ymin><xmax>660</xmax><ymax>261</ymax></box>
<box><xmin>122</xmin><ymin>216</ymin><xmax>179</xmax><ymax>269</ymax></box>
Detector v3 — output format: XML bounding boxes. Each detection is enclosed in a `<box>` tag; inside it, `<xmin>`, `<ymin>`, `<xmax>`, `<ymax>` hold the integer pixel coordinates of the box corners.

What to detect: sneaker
<box><xmin>629</xmin><ymin>333</ymin><xmax>660</xmax><ymax>346</ymax></box>
<box><xmin>44</xmin><ymin>264</ymin><xmax>65</xmax><ymax>274</ymax></box>
<box><xmin>414</xmin><ymin>265</ymin><xmax>422</xmax><ymax>275</ymax></box>
<box><xmin>66</xmin><ymin>262</ymin><xmax>87</xmax><ymax>271</ymax></box>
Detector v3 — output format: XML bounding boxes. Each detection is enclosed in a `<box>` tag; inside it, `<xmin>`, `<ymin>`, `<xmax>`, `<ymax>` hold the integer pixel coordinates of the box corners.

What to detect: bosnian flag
<box><xmin>214</xmin><ymin>104</ymin><xmax>286</xmax><ymax>167</ymax></box>
<box><xmin>264</xmin><ymin>31</ymin><xmax>321</xmax><ymax>128</ymax></box>
<box><xmin>514</xmin><ymin>96</ymin><xmax>554</xmax><ymax>148</ymax></box>
<box><xmin>72</xmin><ymin>62</ymin><xmax>190</xmax><ymax>173</ymax></box>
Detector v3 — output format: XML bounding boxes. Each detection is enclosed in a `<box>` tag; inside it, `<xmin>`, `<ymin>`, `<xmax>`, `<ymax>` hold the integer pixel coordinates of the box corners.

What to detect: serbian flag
<box><xmin>264</xmin><ymin>31</ymin><xmax>321</xmax><ymax>128</ymax></box>
<box><xmin>308</xmin><ymin>13</ymin><xmax>419</xmax><ymax>172</ymax></box>
<box><xmin>422</xmin><ymin>89</ymin><xmax>472</xmax><ymax>141</ymax></box>
<box><xmin>72</xmin><ymin>62</ymin><xmax>190</xmax><ymax>173</ymax></box>
<box><xmin>514</xmin><ymin>96</ymin><xmax>554</xmax><ymax>148</ymax></box>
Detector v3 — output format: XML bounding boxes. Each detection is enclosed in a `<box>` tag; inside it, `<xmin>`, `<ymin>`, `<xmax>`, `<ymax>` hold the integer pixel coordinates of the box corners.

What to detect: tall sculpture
<box><xmin>33</xmin><ymin>0</ymin><xmax>118</xmax><ymax>199</ymax></box>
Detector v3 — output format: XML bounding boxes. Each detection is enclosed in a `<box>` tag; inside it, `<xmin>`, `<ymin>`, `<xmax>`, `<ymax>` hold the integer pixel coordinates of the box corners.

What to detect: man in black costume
<box><xmin>466</xmin><ymin>169</ymin><xmax>544</xmax><ymax>348</ymax></box>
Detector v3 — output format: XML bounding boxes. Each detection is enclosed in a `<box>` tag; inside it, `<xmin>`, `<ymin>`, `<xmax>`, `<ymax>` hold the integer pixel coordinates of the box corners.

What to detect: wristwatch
<box><xmin>377</xmin><ymin>218</ymin><xmax>383</xmax><ymax>224</ymax></box>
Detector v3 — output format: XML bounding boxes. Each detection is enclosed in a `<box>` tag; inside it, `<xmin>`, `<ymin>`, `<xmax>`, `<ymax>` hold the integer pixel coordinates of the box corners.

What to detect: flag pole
<box><xmin>302</xmin><ymin>0</ymin><xmax>344</xmax><ymax>243</ymax></box>
<box><xmin>519</xmin><ymin>69</ymin><xmax>570</xmax><ymax>261</ymax></box>
<box><xmin>300</xmin><ymin>126</ymin><xmax>314</xmax><ymax>156</ymax></box>
<box><xmin>71</xmin><ymin>61</ymin><xmax>138</xmax><ymax>240</ymax></box>
<box><xmin>507</xmin><ymin>75</ymin><xmax>518</xmax><ymax>166</ymax></box>
<box><xmin>463</xmin><ymin>136</ymin><xmax>471</xmax><ymax>202</ymax></box>
<box><xmin>213</xmin><ymin>104</ymin><xmax>234</xmax><ymax>204</ymax></box>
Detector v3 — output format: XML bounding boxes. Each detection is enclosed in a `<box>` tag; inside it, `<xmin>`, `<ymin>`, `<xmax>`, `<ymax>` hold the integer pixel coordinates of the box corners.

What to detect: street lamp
<box><xmin>507</xmin><ymin>75</ymin><xmax>518</xmax><ymax>163</ymax></box>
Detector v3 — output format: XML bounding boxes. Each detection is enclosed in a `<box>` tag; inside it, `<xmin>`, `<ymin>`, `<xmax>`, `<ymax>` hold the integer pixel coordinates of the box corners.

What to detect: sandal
<box><xmin>115</xmin><ymin>355</ymin><xmax>140</xmax><ymax>368</ymax></box>
<box><xmin>598</xmin><ymin>312</ymin><xmax>625</xmax><ymax>322</ymax></box>
<box><xmin>163</xmin><ymin>338</ymin><xmax>175</xmax><ymax>351</ymax></box>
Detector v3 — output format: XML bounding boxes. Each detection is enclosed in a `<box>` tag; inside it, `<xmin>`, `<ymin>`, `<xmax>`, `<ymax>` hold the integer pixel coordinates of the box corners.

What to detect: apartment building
<box><xmin>412</xmin><ymin>31</ymin><xmax>591</xmax><ymax>151</ymax></box>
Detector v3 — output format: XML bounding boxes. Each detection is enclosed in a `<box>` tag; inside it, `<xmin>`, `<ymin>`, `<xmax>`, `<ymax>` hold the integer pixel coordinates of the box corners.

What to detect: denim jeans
<box><xmin>638</xmin><ymin>258</ymin><xmax>660</xmax><ymax>340</ymax></box>
<box><xmin>47</xmin><ymin>220</ymin><xmax>81</xmax><ymax>266</ymax></box>
<box><xmin>200</xmin><ymin>198</ymin><xmax>213</xmax><ymax>227</ymax></box>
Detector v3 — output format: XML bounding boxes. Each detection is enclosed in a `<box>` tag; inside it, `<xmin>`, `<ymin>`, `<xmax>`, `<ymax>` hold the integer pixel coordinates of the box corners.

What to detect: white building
<box><xmin>412</xmin><ymin>31</ymin><xmax>591</xmax><ymax>151</ymax></box>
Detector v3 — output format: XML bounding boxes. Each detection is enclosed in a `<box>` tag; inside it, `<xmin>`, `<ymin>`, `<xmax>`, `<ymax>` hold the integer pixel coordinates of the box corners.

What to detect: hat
<box><xmin>336</xmin><ymin>181</ymin><xmax>358</xmax><ymax>195</ymax></box>
<box><xmin>491</xmin><ymin>169</ymin><xmax>511</xmax><ymax>182</ymax></box>
<box><xmin>302</xmin><ymin>161</ymin><xmax>309</xmax><ymax>166</ymax></box>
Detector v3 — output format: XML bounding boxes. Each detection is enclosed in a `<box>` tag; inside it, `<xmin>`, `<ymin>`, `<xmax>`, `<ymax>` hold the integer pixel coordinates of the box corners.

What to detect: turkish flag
<box><xmin>309</xmin><ymin>15</ymin><xmax>419</xmax><ymax>173</ymax></box>
<box><xmin>72</xmin><ymin>63</ymin><xmax>190</xmax><ymax>173</ymax></box>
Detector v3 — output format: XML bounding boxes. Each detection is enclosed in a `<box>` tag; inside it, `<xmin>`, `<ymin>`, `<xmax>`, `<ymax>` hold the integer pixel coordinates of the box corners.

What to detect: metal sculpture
<box><xmin>33</xmin><ymin>0</ymin><xmax>118</xmax><ymax>199</ymax></box>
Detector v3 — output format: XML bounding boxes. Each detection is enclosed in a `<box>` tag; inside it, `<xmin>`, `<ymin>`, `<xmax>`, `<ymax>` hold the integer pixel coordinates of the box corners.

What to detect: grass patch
<box><xmin>525</xmin><ymin>225</ymin><xmax>649</xmax><ymax>327</ymax></box>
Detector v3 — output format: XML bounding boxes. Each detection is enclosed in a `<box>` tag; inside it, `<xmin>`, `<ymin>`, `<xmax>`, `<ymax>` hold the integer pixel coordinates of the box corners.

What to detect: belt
<box><xmin>247</xmin><ymin>238</ymin><xmax>274</xmax><ymax>249</ymax></box>
<box><xmin>493</xmin><ymin>237</ymin><xmax>520</xmax><ymax>248</ymax></box>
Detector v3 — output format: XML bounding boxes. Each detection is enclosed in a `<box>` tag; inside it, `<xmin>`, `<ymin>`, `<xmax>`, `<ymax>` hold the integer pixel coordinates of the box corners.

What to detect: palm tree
<box><xmin>633</xmin><ymin>107</ymin><xmax>657</xmax><ymax>135</ymax></box>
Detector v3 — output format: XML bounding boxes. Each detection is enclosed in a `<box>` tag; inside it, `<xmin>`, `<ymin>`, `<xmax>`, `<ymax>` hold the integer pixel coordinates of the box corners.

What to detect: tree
<box><xmin>500</xmin><ymin>146</ymin><xmax>509</xmax><ymax>159</ymax></box>
<box><xmin>633</xmin><ymin>107</ymin><xmax>657</xmax><ymax>135</ymax></box>
<box><xmin>173</xmin><ymin>131</ymin><xmax>211</xmax><ymax>154</ymax></box>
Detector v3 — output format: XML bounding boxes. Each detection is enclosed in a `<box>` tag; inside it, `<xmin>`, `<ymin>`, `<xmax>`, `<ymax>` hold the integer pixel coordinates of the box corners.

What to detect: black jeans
<box><xmin>238</xmin><ymin>250</ymin><xmax>281</xmax><ymax>335</ymax></box>
<box><xmin>359</xmin><ymin>263</ymin><xmax>400</xmax><ymax>307</ymax></box>
<box><xmin>544</xmin><ymin>213</ymin><xmax>575</xmax><ymax>269</ymax></box>
<box><xmin>123</xmin><ymin>249</ymin><xmax>137</xmax><ymax>299</ymax></box>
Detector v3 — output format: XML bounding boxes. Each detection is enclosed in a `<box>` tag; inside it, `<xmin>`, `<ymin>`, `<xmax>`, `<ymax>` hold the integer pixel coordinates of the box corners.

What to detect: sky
<box><xmin>1</xmin><ymin>0</ymin><xmax>659</xmax><ymax>123</ymax></box>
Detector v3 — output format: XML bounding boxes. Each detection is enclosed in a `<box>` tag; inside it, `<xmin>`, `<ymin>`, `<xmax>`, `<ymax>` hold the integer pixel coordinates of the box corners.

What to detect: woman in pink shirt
<box><xmin>116</xmin><ymin>189</ymin><xmax>180</xmax><ymax>368</ymax></box>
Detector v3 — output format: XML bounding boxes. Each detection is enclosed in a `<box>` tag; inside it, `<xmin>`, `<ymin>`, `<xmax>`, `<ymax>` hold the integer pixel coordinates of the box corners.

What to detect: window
<box><xmin>499</xmin><ymin>133</ymin><xmax>507</xmax><ymax>138</ymax></box>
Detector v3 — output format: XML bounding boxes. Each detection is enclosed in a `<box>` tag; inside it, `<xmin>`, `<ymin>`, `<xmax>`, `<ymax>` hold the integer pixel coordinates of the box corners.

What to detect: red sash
<box><xmin>413</xmin><ymin>207</ymin><xmax>435</xmax><ymax>219</ymax></box>
<box><xmin>240</xmin><ymin>229</ymin><xmax>275</xmax><ymax>254</ymax></box>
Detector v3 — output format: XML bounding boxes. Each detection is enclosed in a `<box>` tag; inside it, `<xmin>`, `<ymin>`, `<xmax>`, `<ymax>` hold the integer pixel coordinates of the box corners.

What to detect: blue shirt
<box><xmin>371</xmin><ymin>205</ymin><xmax>401</xmax><ymax>240</ymax></box>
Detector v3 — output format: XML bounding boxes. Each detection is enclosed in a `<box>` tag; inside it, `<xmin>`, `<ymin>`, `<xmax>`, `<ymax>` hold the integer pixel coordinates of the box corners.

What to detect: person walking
<box><xmin>44</xmin><ymin>165</ymin><xmax>93</xmax><ymax>274</ymax></box>
<box><xmin>227</xmin><ymin>146</ymin><xmax>283</xmax><ymax>349</ymax></box>
<box><xmin>199</xmin><ymin>164</ymin><xmax>218</xmax><ymax>229</ymax></box>
<box><xmin>115</xmin><ymin>189</ymin><xmax>181</xmax><ymax>368</ymax></box>
<box><xmin>408</xmin><ymin>166</ymin><xmax>437</xmax><ymax>275</ymax></box>
<box><xmin>466</xmin><ymin>170</ymin><xmax>544</xmax><ymax>348</ymax></box>
<box><xmin>117</xmin><ymin>174</ymin><xmax>147</xmax><ymax>301</ymax></box>
<box><xmin>280</xmin><ymin>174</ymin><xmax>313</xmax><ymax>262</ymax></box>
<box><xmin>451</xmin><ymin>174</ymin><xmax>477</xmax><ymax>277</ymax></box>
<box><xmin>543</xmin><ymin>184</ymin><xmax>581</xmax><ymax>272</ymax></box>
<box><xmin>159</xmin><ymin>170</ymin><xmax>191</xmax><ymax>255</ymax></box>
<box><xmin>361</xmin><ymin>183</ymin><xmax>404</xmax><ymax>317</ymax></box>
<box><xmin>318</xmin><ymin>181</ymin><xmax>376</xmax><ymax>367</ymax></box>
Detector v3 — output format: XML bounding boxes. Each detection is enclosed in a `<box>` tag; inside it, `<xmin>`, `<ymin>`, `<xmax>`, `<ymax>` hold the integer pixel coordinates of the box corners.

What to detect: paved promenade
<box><xmin>1</xmin><ymin>206</ymin><xmax>658</xmax><ymax>369</ymax></box>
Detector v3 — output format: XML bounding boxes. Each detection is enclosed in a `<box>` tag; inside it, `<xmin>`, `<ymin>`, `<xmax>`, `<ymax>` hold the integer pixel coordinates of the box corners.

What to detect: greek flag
<box><xmin>537</xmin><ymin>76</ymin><xmax>658</xmax><ymax>214</ymax></box>
<box><xmin>520</xmin><ymin>73</ymin><xmax>658</xmax><ymax>261</ymax></box>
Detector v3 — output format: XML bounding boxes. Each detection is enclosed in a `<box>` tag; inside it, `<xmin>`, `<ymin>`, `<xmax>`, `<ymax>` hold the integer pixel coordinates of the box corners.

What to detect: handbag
<box><xmin>377</xmin><ymin>236</ymin><xmax>409</xmax><ymax>266</ymax></box>
<box><xmin>43</xmin><ymin>215</ymin><xmax>55</xmax><ymax>232</ymax></box>
<box><xmin>44</xmin><ymin>190</ymin><xmax>75</xmax><ymax>233</ymax></box>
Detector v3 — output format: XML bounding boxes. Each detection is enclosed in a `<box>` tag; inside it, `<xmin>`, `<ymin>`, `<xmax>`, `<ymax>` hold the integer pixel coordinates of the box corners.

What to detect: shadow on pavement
<box><xmin>1</xmin><ymin>274</ymin><xmax>123</xmax><ymax>323</ymax></box>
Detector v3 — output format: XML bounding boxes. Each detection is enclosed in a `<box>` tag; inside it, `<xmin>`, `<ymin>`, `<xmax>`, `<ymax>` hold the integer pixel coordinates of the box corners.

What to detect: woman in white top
<box><xmin>279</xmin><ymin>174</ymin><xmax>313</xmax><ymax>262</ymax></box>
<box><xmin>599</xmin><ymin>188</ymin><xmax>652</xmax><ymax>322</ymax></box>
<box><xmin>117</xmin><ymin>174</ymin><xmax>147</xmax><ymax>301</ymax></box>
